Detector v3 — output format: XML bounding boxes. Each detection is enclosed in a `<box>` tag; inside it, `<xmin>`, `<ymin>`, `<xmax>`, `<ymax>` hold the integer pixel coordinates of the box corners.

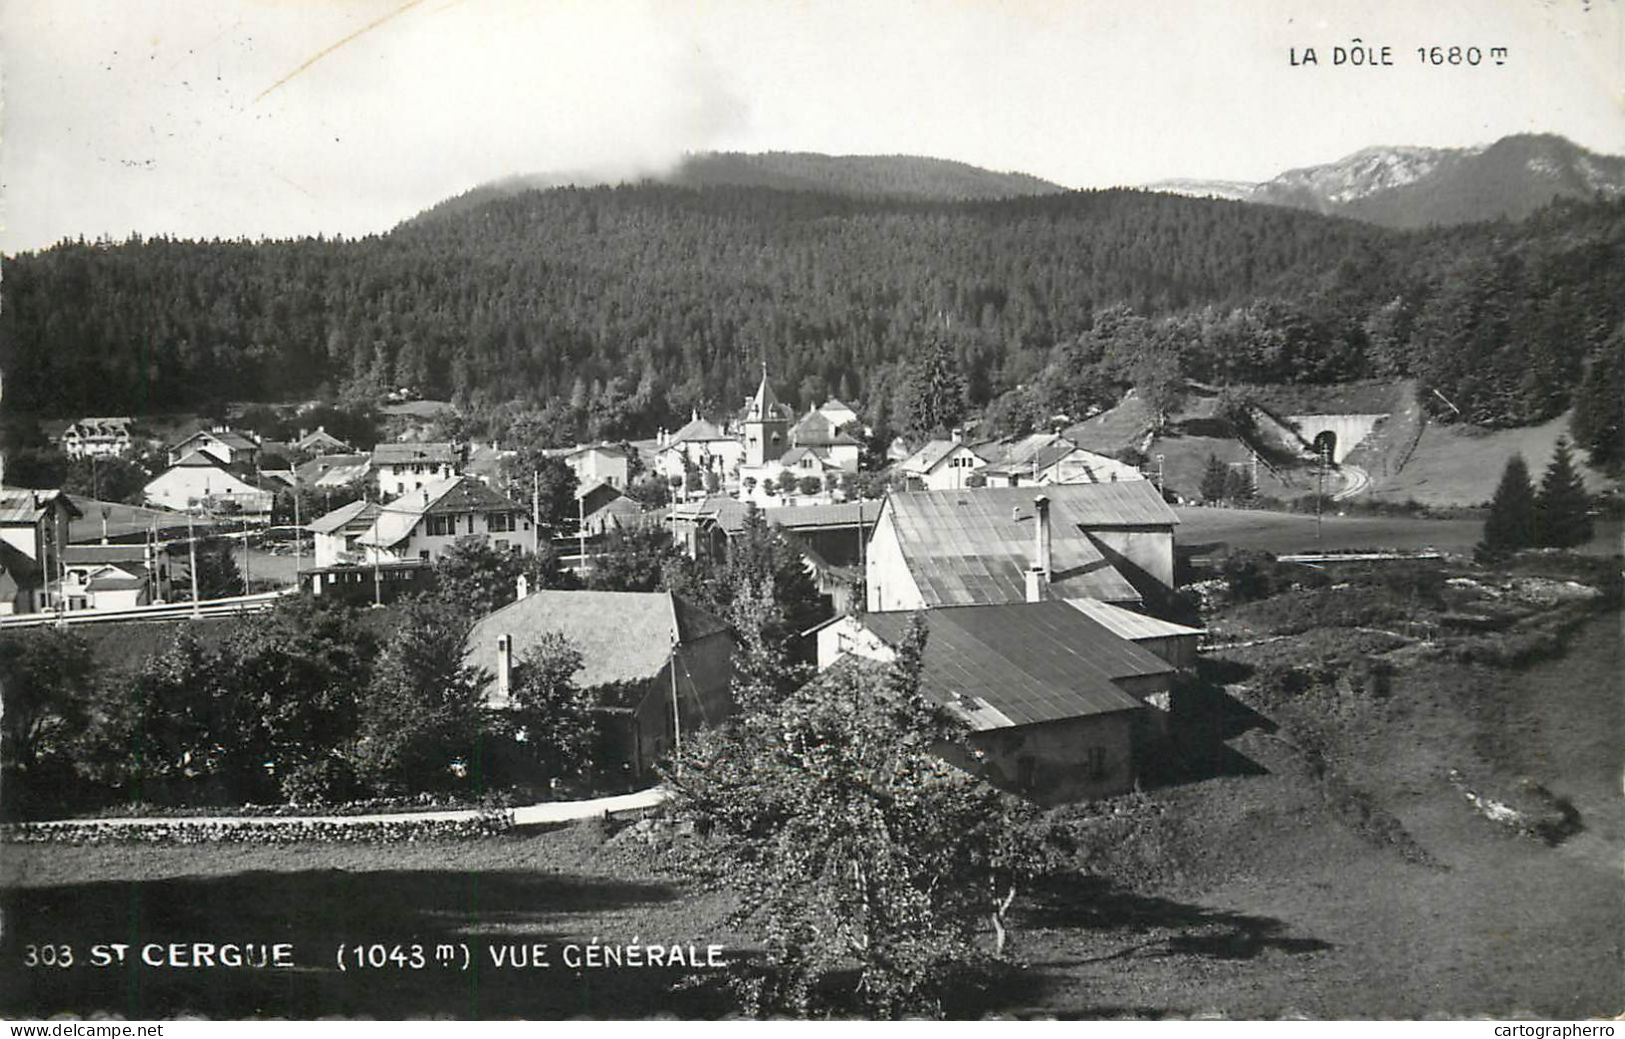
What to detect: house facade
<box><xmin>143</xmin><ymin>453</ymin><xmax>275</xmax><ymax>517</ymax></box>
<box><xmin>0</xmin><ymin>487</ymin><xmax>81</xmax><ymax>614</ymax></box>
<box><xmin>306</xmin><ymin>499</ymin><xmax>383</xmax><ymax>568</ymax></box>
<box><xmin>894</xmin><ymin>439</ymin><xmax>988</xmax><ymax>491</ymax></box>
<box><xmin>466</xmin><ymin>589</ymin><xmax>736</xmax><ymax>781</ymax></box>
<box><xmin>563</xmin><ymin>444</ymin><xmax>631</xmax><ymax>490</ymax></box>
<box><xmin>653</xmin><ymin>415</ymin><xmax>743</xmax><ymax>487</ymax></box>
<box><xmin>370</xmin><ymin>442</ymin><xmax>459</xmax><ymax>499</ymax></box>
<box><xmin>978</xmin><ymin>434</ymin><xmax>1145</xmax><ymax>488</ymax></box>
<box><xmin>168</xmin><ymin>428</ymin><xmax>262</xmax><ymax>469</ymax></box>
<box><xmin>60</xmin><ymin>417</ymin><xmax>135</xmax><ymax>460</ymax></box>
<box><xmin>356</xmin><ymin>475</ymin><xmax>536</xmax><ymax>564</ymax></box>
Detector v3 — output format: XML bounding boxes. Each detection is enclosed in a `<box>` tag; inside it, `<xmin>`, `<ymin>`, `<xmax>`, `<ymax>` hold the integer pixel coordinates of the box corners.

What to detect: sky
<box><xmin>1</xmin><ymin>0</ymin><xmax>1620</xmax><ymax>253</ymax></box>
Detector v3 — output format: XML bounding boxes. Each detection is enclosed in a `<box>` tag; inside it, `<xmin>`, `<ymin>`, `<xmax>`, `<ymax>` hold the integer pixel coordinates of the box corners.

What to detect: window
<box><xmin>419</xmin><ymin>550</ymin><xmax>431</xmax><ymax>562</ymax></box>
<box><xmin>1085</xmin><ymin>747</ymin><xmax>1108</xmax><ymax>780</ymax></box>
<box><xmin>427</xmin><ymin>515</ymin><xmax>454</xmax><ymax>537</ymax></box>
<box><xmin>488</xmin><ymin>512</ymin><xmax>515</xmax><ymax>532</ymax></box>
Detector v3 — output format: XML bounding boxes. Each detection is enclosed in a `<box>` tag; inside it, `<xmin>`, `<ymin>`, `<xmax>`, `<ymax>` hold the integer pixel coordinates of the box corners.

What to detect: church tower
<box><xmin>742</xmin><ymin>362</ymin><xmax>789</xmax><ymax>468</ymax></box>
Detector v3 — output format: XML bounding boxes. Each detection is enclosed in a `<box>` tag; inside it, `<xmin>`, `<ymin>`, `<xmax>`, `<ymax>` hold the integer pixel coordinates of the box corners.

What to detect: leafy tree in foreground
<box><xmin>506</xmin><ymin>633</ymin><xmax>595</xmax><ymax>782</ymax></box>
<box><xmin>1477</xmin><ymin>454</ymin><xmax>1538</xmax><ymax>561</ymax></box>
<box><xmin>354</xmin><ymin>597</ymin><xmax>489</xmax><ymax>794</ymax></box>
<box><xmin>191</xmin><ymin>536</ymin><xmax>244</xmax><ymax>600</ymax></box>
<box><xmin>1535</xmin><ymin>435</ymin><xmax>1594</xmax><ymax>549</ymax></box>
<box><xmin>433</xmin><ymin>535</ymin><xmax>573</xmax><ymax>617</ymax></box>
<box><xmin>220</xmin><ymin>594</ymin><xmax>375</xmax><ymax>801</ymax></box>
<box><xmin>664</xmin><ymin>615</ymin><xmax>1060</xmax><ymax>1018</ymax></box>
<box><xmin>0</xmin><ymin>627</ymin><xmax>94</xmax><ymax>775</ymax></box>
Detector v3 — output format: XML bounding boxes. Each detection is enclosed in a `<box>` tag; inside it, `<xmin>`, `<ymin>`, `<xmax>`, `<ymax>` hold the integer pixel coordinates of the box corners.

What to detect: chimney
<box><xmin>497</xmin><ymin>634</ymin><xmax>513</xmax><ymax>702</ymax></box>
<box><xmin>1025</xmin><ymin>565</ymin><xmax>1046</xmax><ymax>603</ymax></box>
<box><xmin>515</xmin><ymin>574</ymin><xmax>529</xmax><ymax>600</ymax></box>
<box><xmin>1033</xmin><ymin>493</ymin><xmax>1051</xmax><ymax>577</ymax></box>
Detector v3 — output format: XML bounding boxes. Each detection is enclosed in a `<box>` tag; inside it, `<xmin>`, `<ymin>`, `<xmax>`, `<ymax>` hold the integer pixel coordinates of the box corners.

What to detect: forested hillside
<box><xmin>2</xmin><ymin>181</ymin><xmax>1621</xmax><ymax>461</ymax></box>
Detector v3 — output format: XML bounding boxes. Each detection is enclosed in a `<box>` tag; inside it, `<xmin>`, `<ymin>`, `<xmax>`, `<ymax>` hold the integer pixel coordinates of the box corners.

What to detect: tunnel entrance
<box><xmin>1312</xmin><ymin>430</ymin><xmax>1337</xmax><ymax>462</ymax></box>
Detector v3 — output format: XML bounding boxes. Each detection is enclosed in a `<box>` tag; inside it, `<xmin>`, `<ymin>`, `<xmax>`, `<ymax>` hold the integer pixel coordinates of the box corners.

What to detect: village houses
<box><xmin>370</xmin><ymin>442</ymin><xmax>459</xmax><ymax>498</ymax></box>
<box><xmin>59</xmin><ymin>417</ymin><xmax>135</xmax><ymax>460</ymax></box>
<box><xmin>0</xmin><ymin>486</ymin><xmax>80</xmax><ymax>615</ymax></box>
<box><xmin>167</xmin><ymin>427</ymin><xmax>262</xmax><ymax>469</ymax></box>
<box><xmin>143</xmin><ymin>451</ymin><xmax>276</xmax><ymax>517</ymax></box>
<box><xmin>354</xmin><ymin>474</ymin><xmax>536</xmax><ymax>564</ymax></box>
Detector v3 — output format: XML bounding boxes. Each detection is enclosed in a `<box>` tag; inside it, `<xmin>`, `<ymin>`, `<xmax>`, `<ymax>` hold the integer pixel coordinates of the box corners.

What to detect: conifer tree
<box><xmin>1477</xmin><ymin>454</ymin><xmax>1537</xmax><ymax>561</ymax></box>
<box><xmin>1534</xmin><ymin>436</ymin><xmax>1593</xmax><ymax>549</ymax></box>
<box><xmin>1199</xmin><ymin>454</ymin><xmax>1230</xmax><ymax>503</ymax></box>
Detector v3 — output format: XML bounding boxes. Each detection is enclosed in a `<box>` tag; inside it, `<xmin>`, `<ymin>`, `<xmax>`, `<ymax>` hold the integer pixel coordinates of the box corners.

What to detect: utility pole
<box><xmin>187</xmin><ymin>511</ymin><xmax>200</xmax><ymax>617</ymax></box>
<box><xmin>241</xmin><ymin>511</ymin><xmax>251</xmax><ymax>595</ymax></box>
<box><xmin>578</xmin><ymin>492</ymin><xmax>587</xmax><ymax>576</ymax></box>
<box><xmin>1315</xmin><ymin>439</ymin><xmax>1327</xmax><ymax>550</ymax></box>
<box><xmin>292</xmin><ymin>475</ymin><xmax>302</xmax><ymax>588</ymax></box>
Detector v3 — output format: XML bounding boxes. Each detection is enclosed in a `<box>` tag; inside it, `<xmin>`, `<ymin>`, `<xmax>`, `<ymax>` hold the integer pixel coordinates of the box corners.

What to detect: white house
<box><xmin>143</xmin><ymin>452</ymin><xmax>274</xmax><ymax>517</ymax></box>
<box><xmin>356</xmin><ymin>475</ymin><xmax>536</xmax><ymax>564</ymax></box>
<box><xmin>60</xmin><ymin>417</ymin><xmax>135</xmax><ymax>460</ymax></box>
<box><xmin>370</xmin><ymin>442</ymin><xmax>459</xmax><ymax>498</ymax></box>
<box><xmin>560</xmin><ymin>443</ymin><xmax>631</xmax><ymax>490</ymax></box>
<box><xmin>978</xmin><ymin>434</ymin><xmax>1145</xmax><ymax>488</ymax></box>
<box><xmin>305</xmin><ymin>499</ymin><xmax>383</xmax><ymax>568</ymax></box>
<box><xmin>893</xmin><ymin>438</ymin><xmax>989</xmax><ymax>491</ymax></box>
<box><xmin>654</xmin><ymin>414</ymin><xmax>743</xmax><ymax>486</ymax></box>
<box><xmin>864</xmin><ymin>482</ymin><xmax>1179</xmax><ymax>612</ymax></box>
<box><xmin>788</xmin><ymin>409</ymin><xmax>862</xmax><ymax>471</ymax></box>
<box><xmin>814</xmin><ymin>397</ymin><xmax>861</xmax><ymax>433</ymax></box>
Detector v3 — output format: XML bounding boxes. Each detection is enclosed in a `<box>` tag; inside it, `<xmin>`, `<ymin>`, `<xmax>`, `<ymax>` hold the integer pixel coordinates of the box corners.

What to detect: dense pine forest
<box><xmin>2</xmin><ymin>182</ymin><xmax>1621</xmax><ymax>455</ymax></box>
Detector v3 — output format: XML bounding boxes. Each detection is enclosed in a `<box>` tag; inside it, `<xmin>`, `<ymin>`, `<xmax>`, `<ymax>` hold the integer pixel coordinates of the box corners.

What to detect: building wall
<box><xmin>916</xmin><ymin>447</ymin><xmax>984</xmax><ymax>491</ymax></box>
<box><xmin>1089</xmin><ymin>526</ymin><xmax>1176</xmax><ymax>592</ymax></box>
<box><xmin>864</xmin><ymin>509</ymin><xmax>926</xmax><ymax>612</ymax></box>
<box><xmin>377</xmin><ymin>462</ymin><xmax>456</xmax><ymax>499</ymax></box>
<box><xmin>940</xmin><ymin>711</ymin><xmax>1140</xmax><ymax>805</ymax></box>
<box><xmin>816</xmin><ymin>616</ymin><xmax>896</xmax><ymax>670</ymax></box>
<box><xmin>569</xmin><ymin>451</ymin><xmax>629</xmax><ymax>490</ymax></box>
<box><xmin>144</xmin><ymin>467</ymin><xmax>271</xmax><ymax>515</ymax></box>
<box><xmin>379</xmin><ymin>510</ymin><xmax>538</xmax><ymax>563</ymax></box>
<box><xmin>606</xmin><ymin>629</ymin><xmax>735</xmax><ymax>780</ymax></box>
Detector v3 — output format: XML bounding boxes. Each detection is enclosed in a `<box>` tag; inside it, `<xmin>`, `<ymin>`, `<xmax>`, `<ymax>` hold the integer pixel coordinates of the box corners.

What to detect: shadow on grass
<box><xmin>1</xmin><ymin>866</ymin><xmax>735</xmax><ymax>1019</ymax></box>
<box><xmin>1015</xmin><ymin>874</ymin><xmax>1333</xmax><ymax>967</ymax></box>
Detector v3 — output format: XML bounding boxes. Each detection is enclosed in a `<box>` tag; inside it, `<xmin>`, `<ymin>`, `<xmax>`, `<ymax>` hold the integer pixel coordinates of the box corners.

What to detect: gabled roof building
<box><xmin>814</xmin><ymin>600</ymin><xmax>1177</xmax><ymax>803</ymax></box>
<box><xmin>466</xmin><ymin>589</ymin><xmax>736</xmax><ymax>781</ymax></box>
<box><xmin>865</xmin><ymin>482</ymin><xmax>1178</xmax><ymax>612</ymax></box>
<box><xmin>356</xmin><ymin>475</ymin><xmax>535</xmax><ymax>563</ymax></box>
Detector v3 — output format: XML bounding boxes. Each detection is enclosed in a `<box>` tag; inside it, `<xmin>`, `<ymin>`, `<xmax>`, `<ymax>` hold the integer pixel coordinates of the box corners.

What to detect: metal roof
<box><xmin>0</xmin><ymin>487</ymin><xmax>82</xmax><ymax>525</ymax></box>
<box><xmin>884</xmin><ymin>486</ymin><xmax>1166</xmax><ymax>605</ymax></box>
<box><xmin>861</xmin><ymin>602</ymin><xmax>1168</xmax><ymax>728</ymax></box>
<box><xmin>1061</xmin><ymin>598</ymin><xmax>1205</xmax><ymax>641</ymax></box>
<box><xmin>762</xmin><ymin>500</ymin><xmax>883</xmax><ymax>531</ymax></box>
<box><xmin>305</xmin><ymin>498</ymin><xmax>379</xmax><ymax>535</ymax></box>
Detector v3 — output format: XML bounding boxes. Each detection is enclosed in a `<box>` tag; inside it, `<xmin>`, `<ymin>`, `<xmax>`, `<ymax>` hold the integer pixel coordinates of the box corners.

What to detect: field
<box><xmin>5</xmin><ymin>587</ymin><xmax>1619</xmax><ymax>1019</ymax></box>
<box><xmin>1174</xmin><ymin>506</ymin><xmax>1622</xmax><ymax>558</ymax></box>
<box><xmin>1367</xmin><ymin>410</ymin><xmax>1614</xmax><ymax>507</ymax></box>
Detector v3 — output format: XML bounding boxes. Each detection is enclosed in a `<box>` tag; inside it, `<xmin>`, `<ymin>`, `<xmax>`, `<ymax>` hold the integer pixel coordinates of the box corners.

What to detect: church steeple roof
<box><xmin>746</xmin><ymin>361</ymin><xmax>781</xmax><ymax>422</ymax></box>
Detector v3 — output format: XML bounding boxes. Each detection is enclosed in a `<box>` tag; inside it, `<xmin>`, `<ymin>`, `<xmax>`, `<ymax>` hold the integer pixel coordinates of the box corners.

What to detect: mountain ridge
<box><xmin>1146</xmin><ymin>133</ymin><xmax>1625</xmax><ymax>228</ymax></box>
